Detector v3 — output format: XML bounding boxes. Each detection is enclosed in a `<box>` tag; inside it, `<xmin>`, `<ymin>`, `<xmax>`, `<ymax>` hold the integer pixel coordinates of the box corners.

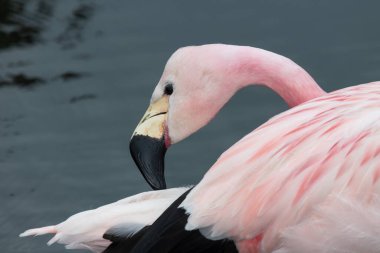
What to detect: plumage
<box><xmin>20</xmin><ymin>187</ymin><xmax>189</xmax><ymax>252</ymax></box>
<box><xmin>108</xmin><ymin>188</ymin><xmax>238</xmax><ymax>253</ymax></box>
<box><xmin>103</xmin><ymin>226</ymin><xmax>153</xmax><ymax>253</ymax></box>
<box><xmin>273</xmin><ymin>195</ymin><xmax>380</xmax><ymax>253</ymax></box>
<box><xmin>180</xmin><ymin>83</ymin><xmax>380</xmax><ymax>252</ymax></box>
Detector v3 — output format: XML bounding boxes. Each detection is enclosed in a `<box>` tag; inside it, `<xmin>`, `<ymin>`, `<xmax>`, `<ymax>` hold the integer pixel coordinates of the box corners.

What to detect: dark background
<box><xmin>1</xmin><ymin>0</ymin><xmax>380</xmax><ymax>252</ymax></box>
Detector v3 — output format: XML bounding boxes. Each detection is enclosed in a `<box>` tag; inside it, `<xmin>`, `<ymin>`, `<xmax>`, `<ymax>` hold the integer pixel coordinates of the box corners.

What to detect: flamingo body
<box><xmin>180</xmin><ymin>83</ymin><xmax>380</xmax><ymax>252</ymax></box>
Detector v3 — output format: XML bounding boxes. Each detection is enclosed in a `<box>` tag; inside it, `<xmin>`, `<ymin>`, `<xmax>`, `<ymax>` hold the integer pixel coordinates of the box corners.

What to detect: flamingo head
<box><xmin>130</xmin><ymin>44</ymin><xmax>247</xmax><ymax>190</ymax></box>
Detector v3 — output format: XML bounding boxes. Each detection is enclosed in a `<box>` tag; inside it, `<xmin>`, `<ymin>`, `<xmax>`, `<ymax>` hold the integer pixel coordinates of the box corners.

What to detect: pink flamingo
<box><xmin>20</xmin><ymin>44</ymin><xmax>326</xmax><ymax>252</ymax></box>
<box><xmin>129</xmin><ymin>44</ymin><xmax>380</xmax><ymax>252</ymax></box>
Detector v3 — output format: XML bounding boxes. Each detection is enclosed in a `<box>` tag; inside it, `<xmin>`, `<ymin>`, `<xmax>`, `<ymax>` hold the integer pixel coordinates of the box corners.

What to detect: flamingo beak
<box><xmin>130</xmin><ymin>96</ymin><xmax>169</xmax><ymax>190</ymax></box>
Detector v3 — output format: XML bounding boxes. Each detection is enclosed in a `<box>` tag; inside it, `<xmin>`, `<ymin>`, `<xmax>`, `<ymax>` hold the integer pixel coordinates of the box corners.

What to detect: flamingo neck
<box><xmin>229</xmin><ymin>47</ymin><xmax>326</xmax><ymax>107</ymax></box>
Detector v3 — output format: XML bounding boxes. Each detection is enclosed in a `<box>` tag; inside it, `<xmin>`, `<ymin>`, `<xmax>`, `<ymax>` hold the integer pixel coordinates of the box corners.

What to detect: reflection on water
<box><xmin>0</xmin><ymin>71</ymin><xmax>85</xmax><ymax>89</ymax></box>
<box><xmin>0</xmin><ymin>0</ymin><xmax>94</xmax><ymax>89</ymax></box>
<box><xmin>55</xmin><ymin>3</ymin><xmax>94</xmax><ymax>50</ymax></box>
<box><xmin>56</xmin><ymin>71</ymin><xmax>85</xmax><ymax>81</ymax></box>
<box><xmin>0</xmin><ymin>0</ymin><xmax>94</xmax><ymax>51</ymax></box>
<box><xmin>0</xmin><ymin>73</ymin><xmax>44</xmax><ymax>89</ymax></box>
<box><xmin>0</xmin><ymin>0</ymin><xmax>52</xmax><ymax>50</ymax></box>
<box><xmin>69</xmin><ymin>93</ymin><xmax>97</xmax><ymax>104</ymax></box>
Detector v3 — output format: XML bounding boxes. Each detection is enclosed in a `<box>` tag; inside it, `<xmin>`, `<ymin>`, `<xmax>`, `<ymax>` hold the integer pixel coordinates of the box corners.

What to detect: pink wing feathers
<box><xmin>180</xmin><ymin>82</ymin><xmax>380</xmax><ymax>252</ymax></box>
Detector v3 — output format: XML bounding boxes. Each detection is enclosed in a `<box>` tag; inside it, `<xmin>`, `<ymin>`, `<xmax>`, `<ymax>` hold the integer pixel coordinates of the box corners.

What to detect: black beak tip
<box><xmin>129</xmin><ymin>135</ymin><xmax>167</xmax><ymax>190</ymax></box>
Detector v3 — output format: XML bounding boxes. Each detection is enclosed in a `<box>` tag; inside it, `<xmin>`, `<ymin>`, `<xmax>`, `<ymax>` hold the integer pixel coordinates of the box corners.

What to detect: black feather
<box><xmin>103</xmin><ymin>226</ymin><xmax>151</xmax><ymax>253</ymax></box>
<box><xmin>103</xmin><ymin>188</ymin><xmax>238</xmax><ymax>253</ymax></box>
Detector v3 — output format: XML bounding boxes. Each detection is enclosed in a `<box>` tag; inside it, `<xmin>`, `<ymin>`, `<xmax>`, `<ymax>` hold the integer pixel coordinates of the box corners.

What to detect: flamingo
<box><xmin>20</xmin><ymin>44</ymin><xmax>327</xmax><ymax>253</ymax></box>
<box><xmin>128</xmin><ymin>44</ymin><xmax>380</xmax><ymax>252</ymax></box>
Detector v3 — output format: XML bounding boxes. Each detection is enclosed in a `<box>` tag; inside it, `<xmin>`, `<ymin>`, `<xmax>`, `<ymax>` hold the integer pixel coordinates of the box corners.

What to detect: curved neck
<box><xmin>164</xmin><ymin>45</ymin><xmax>326</xmax><ymax>144</ymax></box>
<box><xmin>228</xmin><ymin>47</ymin><xmax>326</xmax><ymax>107</ymax></box>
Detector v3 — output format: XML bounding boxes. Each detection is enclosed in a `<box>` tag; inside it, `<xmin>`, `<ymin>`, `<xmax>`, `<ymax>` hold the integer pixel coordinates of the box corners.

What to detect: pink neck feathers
<box><xmin>230</xmin><ymin>47</ymin><xmax>326</xmax><ymax>107</ymax></box>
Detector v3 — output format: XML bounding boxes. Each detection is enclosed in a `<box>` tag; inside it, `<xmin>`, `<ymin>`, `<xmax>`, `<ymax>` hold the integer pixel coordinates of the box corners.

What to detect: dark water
<box><xmin>1</xmin><ymin>1</ymin><xmax>380</xmax><ymax>252</ymax></box>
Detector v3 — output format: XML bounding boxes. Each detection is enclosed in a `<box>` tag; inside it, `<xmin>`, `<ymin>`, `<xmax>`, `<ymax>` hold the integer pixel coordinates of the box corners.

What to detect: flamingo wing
<box><xmin>105</xmin><ymin>187</ymin><xmax>238</xmax><ymax>253</ymax></box>
<box><xmin>273</xmin><ymin>195</ymin><xmax>380</xmax><ymax>253</ymax></box>
<box><xmin>180</xmin><ymin>82</ymin><xmax>380</xmax><ymax>252</ymax></box>
<box><xmin>20</xmin><ymin>187</ymin><xmax>189</xmax><ymax>252</ymax></box>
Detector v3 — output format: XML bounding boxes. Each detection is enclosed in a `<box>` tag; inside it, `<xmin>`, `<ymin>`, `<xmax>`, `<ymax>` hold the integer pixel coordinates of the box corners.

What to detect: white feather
<box><xmin>20</xmin><ymin>187</ymin><xmax>188</xmax><ymax>252</ymax></box>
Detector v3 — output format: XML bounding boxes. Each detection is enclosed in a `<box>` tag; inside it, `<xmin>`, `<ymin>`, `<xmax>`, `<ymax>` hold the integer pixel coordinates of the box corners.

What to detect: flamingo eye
<box><xmin>164</xmin><ymin>83</ymin><xmax>174</xmax><ymax>95</ymax></box>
